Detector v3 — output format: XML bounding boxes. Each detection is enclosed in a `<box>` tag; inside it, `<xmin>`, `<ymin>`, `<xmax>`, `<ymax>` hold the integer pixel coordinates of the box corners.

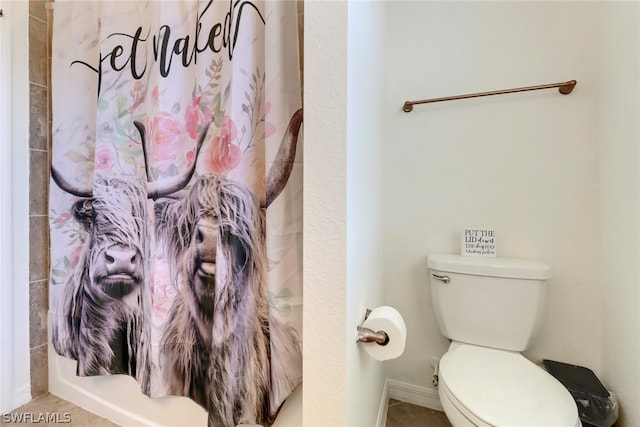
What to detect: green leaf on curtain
<box><xmin>117</xmin><ymin>96</ymin><xmax>128</xmax><ymax>117</ymax></box>
<box><xmin>213</xmin><ymin>106</ymin><xmax>224</xmax><ymax>127</ymax></box>
<box><xmin>122</xmin><ymin>155</ymin><xmax>136</xmax><ymax>166</ymax></box>
<box><xmin>98</xmin><ymin>99</ymin><xmax>108</xmax><ymax>111</ymax></box>
<box><xmin>268</xmin><ymin>288</ymin><xmax>294</xmax><ymax>313</ymax></box>
<box><xmin>276</xmin><ymin>288</ymin><xmax>293</xmax><ymax>299</ymax></box>
<box><xmin>52</xmin><ymin>268</ymin><xmax>68</xmax><ymax>277</ymax></box>
<box><xmin>67</xmin><ymin>151</ymin><xmax>90</xmax><ymax>163</ymax></box>
<box><xmin>223</xmin><ymin>83</ymin><xmax>231</xmax><ymax>103</ymax></box>
<box><xmin>171</xmin><ymin>102</ymin><xmax>181</xmax><ymax>114</ymax></box>
<box><xmin>268</xmin><ymin>293</ymin><xmax>287</xmax><ymax>310</ymax></box>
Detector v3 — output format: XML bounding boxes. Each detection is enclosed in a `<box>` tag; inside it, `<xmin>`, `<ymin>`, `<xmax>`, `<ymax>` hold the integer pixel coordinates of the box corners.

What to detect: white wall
<box><xmin>303</xmin><ymin>1</ymin><xmax>389</xmax><ymax>425</ymax></box>
<box><xmin>302</xmin><ymin>1</ymin><xmax>348</xmax><ymax>425</ymax></box>
<box><xmin>382</xmin><ymin>1</ymin><xmax>603</xmax><ymax>390</ymax></box>
<box><xmin>0</xmin><ymin>0</ymin><xmax>15</xmax><ymax>413</ymax></box>
<box><xmin>598</xmin><ymin>3</ymin><xmax>640</xmax><ymax>426</ymax></box>
<box><xmin>346</xmin><ymin>1</ymin><xmax>387</xmax><ymax>426</ymax></box>
<box><xmin>1</xmin><ymin>0</ymin><xmax>32</xmax><ymax>412</ymax></box>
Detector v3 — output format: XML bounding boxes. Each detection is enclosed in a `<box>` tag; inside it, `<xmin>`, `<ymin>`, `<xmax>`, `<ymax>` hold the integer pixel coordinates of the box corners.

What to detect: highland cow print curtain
<box><xmin>49</xmin><ymin>1</ymin><xmax>302</xmax><ymax>426</ymax></box>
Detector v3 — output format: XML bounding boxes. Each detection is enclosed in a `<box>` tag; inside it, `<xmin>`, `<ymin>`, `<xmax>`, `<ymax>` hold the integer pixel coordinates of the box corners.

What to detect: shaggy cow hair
<box><xmin>155</xmin><ymin>174</ymin><xmax>301</xmax><ymax>427</ymax></box>
<box><xmin>51</xmin><ymin>174</ymin><xmax>152</xmax><ymax>395</ymax></box>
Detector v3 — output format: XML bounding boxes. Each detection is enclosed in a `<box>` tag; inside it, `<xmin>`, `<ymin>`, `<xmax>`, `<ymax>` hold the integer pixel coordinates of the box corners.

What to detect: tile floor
<box><xmin>2</xmin><ymin>394</ymin><xmax>118</xmax><ymax>427</ymax></box>
<box><xmin>3</xmin><ymin>394</ymin><xmax>451</xmax><ymax>426</ymax></box>
<box><xmin>386</xmin><ymin>399</ymin><xmax>452</xmax><ymax>427</ymax></box>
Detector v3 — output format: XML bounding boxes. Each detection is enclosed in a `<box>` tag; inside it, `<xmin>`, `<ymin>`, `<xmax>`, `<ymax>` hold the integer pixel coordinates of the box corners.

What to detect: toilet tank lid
<box><xmin>427</xmin><ymin>253</ymin><xmax>551</xmax><ymax>280</ymax></box>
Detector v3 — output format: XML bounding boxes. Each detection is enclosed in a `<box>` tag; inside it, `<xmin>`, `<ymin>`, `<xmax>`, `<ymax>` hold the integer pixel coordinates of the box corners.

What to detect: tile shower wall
<box><xmin>28</xmin><ymin>0</ymin><xmax>50</xmax><ymax>398</ymax></box>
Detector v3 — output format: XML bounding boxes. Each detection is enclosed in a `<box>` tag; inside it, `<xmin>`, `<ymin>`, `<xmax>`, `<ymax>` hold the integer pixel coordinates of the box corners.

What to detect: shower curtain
<box><xmin>48</xmin><ymin>1</ymin><xmax>302</xmax><ymax>426</ymax></box>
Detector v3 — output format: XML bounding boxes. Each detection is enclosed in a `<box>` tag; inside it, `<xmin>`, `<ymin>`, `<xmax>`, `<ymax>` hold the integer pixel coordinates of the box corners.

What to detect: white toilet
<box><xmin>427</xmin><ymin>253</ymin><xmax>581</xmax><ymax>427</ymax></box>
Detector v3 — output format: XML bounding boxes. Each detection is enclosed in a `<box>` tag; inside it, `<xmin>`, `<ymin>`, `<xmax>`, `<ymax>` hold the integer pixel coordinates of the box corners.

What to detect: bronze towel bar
<box><xmin>402</xmin><ymin>79</ymin><xmax>577</xmax><ymax>112</ymax></box>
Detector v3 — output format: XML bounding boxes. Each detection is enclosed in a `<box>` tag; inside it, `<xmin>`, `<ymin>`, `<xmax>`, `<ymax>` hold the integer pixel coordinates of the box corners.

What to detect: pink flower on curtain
<box><xmin>95</xmin><ymin>146</ymin><xmax>116</xmax><ymax>171</ymax></box>
<box><xmin>52</xmin><ymin>211</ymin><xmax>72</xmax><ymax>229</ymax></box>
<box><xmin>149</xmin><ymin>112</ymin><xmax>183</xmax><ymax>163</ymax></box>
<box><xmin>151</xmin><ymin>252</ymin><xmax>175</xmax><ymax>321</ymax></box>
<box><xmin>69</xmin><ymin>244</ymin><xmax>85</xmax><ymax>268</ymax></box>
<box><xmin>186</xmin><ymin>150</ymin><xmax>195</xmax><ymax>165</ymax></box>
<box><xmin>202</xmin><ymin>117</ymin><xmax>241</xmax><ymax>174</ymax></box>
<box><xmin>185</xmin><ymin>96</ymin><xmax>212</xmax><ymax>140</ymax></box>
<box><xmin>151</xmin><ymin>86</ymin><xmax>159</xmax><ymax>104</ymax></box>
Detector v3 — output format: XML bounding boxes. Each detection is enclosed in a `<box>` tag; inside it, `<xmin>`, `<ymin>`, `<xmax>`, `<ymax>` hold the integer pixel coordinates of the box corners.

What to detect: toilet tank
<box><xmin>427</xmin><ymin>254</ymin><xmax>551</xmax><ymax>352</ymax></box>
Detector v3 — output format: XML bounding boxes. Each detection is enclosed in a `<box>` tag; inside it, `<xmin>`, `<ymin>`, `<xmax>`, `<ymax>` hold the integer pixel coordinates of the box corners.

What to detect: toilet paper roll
<box><xmin>362</xmin><ymin>306</ymin><xmax>407</xmax><ymax>361</ymax></box>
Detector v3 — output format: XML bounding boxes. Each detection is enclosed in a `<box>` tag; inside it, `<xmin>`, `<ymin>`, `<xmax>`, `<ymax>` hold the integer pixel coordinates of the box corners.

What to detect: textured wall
<box><xmin>28</xmin><ymin>0</ymin><xmax>51</xmax><ymax>398</ymax></box>
<box><xmin>346</xmin><ymin>1</ymin><xmax>387</xmax><ymax>425</ymax></box>
<box><xmin>599</xmin><ymin>3</ymin><xmax>640</xmax><ymax>426</ymax></box>
<box><xmin>302</xmin><ymin>1</ymin><xmax>348</xmax><ymax>425</ymax></box>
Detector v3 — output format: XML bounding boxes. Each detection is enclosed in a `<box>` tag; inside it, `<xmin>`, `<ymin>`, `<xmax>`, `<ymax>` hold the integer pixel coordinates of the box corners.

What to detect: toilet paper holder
<box><xmin>356</xmin><ymin>309</ymin><xmax>390</xmax><ymax>346</ymax></box>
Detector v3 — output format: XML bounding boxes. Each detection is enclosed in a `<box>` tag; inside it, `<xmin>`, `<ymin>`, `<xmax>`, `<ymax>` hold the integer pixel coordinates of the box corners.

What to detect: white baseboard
<box><xmin>386</xmin><ymin>379</ymin><xmax>443</xmax><ymax>412</ymax></box>
<box><xmin>375</xmin><ymin>379</ymin><xmax>390</xmax><ymax>427</ymax></box>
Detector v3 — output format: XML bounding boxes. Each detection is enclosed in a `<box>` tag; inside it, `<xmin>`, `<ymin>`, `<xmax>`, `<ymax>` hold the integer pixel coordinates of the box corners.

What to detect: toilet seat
<box><xmin>439</xmin><ymin>343</ymin><xmax>580</xmax><ymax>427</ymax></box>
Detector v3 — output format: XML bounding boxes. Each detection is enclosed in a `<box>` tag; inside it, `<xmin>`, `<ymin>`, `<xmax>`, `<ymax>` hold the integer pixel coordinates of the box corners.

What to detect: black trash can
<box><xmin>543</xmin><ymin>359</ymin><xmax>619</xmax><ymax>427</ymax></box>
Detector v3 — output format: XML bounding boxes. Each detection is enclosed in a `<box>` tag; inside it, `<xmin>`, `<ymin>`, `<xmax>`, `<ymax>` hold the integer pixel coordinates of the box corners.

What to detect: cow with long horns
<box><xmin>153</xmin><ymin>109</ymin><xmax>303</xmax><ymax>427</ymax></box>
<box><xmin>50</xmin><ymin>123</ymin><xmax>210</xmax><ymax>395</ymax></box>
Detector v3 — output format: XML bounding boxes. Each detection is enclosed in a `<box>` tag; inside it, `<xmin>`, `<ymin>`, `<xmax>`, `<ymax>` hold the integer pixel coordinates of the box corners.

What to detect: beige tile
<box><xmin>386</xmin><ymin>401</ymin><xmax>452</xmax><ymax>427</ymax></box>
<box><xmin>29</xmin><ymin>0</ymin><xmax>47</xmax><ymax>22</ymax></box>
<box><xmin>29</xmin><ymin>345</ymin><xmax>48</xmax><ymax>398</ymax></box>
<box><xmin>29</xmin><ymin>280</ymin><xmax>48</xmax><ymax>348</ymax></box>
<box><xmin>29</xmin><ymin>17</ymin><xmax>48</xmax><ymax>86</ymax></box>
<box><xmin>48</xmin><ymin>13</ymin><xmax>53</xmax><ymax>54</ymax></box>
<box><xmin>29</xmin><ymin>150</ymin><xmax>49</xmax><ymax>215</ymax></box>
<box><xmin>8</xmin><ymin>394</ymin><xmax>120</xmax><ymax>427</ymax></box>
<box><xmin>297</xmin><ymin>1</ymin><xmax>304</xmax><ymax>92</ymax></box>
<box><xmin>388</xmin><ymin>398</ymin><xmax>403</xmax><ymax>407</ymax></box>
<box><xmin>29</xmin><ymin>215</ymin><xmax>49</xmax><ymax>282</ymax></box>
<box><xmin>29</xmin><ymin>84</ymin><xmax>49</xmax><ymax>151</ymax></box>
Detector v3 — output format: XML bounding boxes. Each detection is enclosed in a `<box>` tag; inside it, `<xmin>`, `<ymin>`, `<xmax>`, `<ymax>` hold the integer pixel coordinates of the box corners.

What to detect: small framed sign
<box><xmin>461</xmin><ymin>228</ymin><xmax>496</xmax><ymax>257</ymax></box>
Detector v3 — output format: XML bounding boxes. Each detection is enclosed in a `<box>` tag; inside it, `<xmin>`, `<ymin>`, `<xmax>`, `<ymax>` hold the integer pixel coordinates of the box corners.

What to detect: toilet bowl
<box><xmin>427</xmin><ymin>254</ymin><xmax>581</xmax><ymax>427</ymax></box>
<box><xmin>438</xmin><ymin>342</ymin><xmax>580</xmax><ymax>427</ymax></box>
